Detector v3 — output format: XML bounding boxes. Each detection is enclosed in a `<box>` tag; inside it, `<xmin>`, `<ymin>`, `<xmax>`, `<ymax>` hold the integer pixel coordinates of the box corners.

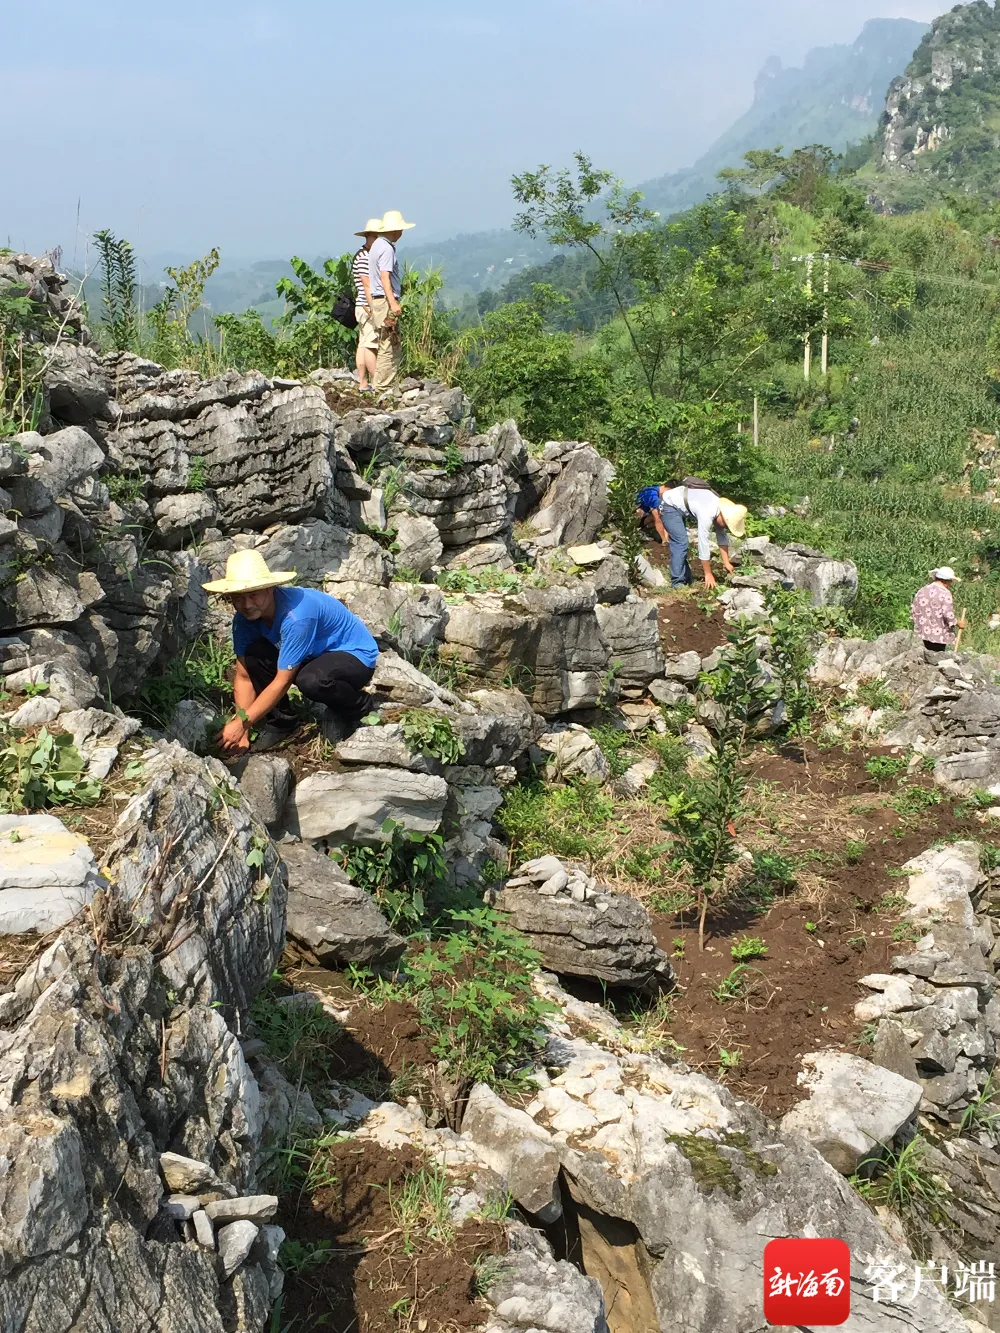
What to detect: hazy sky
<box><xmin>5</xmin><ymin>0</ymin><xmax>944</xmax><ymax>267</ymax></box>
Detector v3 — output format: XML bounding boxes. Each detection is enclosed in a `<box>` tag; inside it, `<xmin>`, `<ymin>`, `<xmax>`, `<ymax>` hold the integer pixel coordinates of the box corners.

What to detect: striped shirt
<box><xmin>352</xmin><ymin>248</ymin><xmax>370</xmax><ymax>307</ymax></box>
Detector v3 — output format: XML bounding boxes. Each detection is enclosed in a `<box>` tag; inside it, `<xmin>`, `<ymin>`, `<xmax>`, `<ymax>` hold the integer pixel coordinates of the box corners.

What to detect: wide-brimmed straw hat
<box><xmin>355</xmin><ymin>217</ymin><xmax>384</xmax><ymax>237</ymax></box>
<box><xmin>378</xmin><ymin>209</ymin><xmax>415</xmax><ymax>232</ymax></box>
<box><xmin>718</xmin><ymin>498</ymin><xmax>747</xmax><ymax>538</ymax></box>
<box><xmin>931</xmin><ymin>566</ymin><xmax>960</xmax><ymax>582</ymax></box>
<box><xmin>202</xmin><ymin>550</ymin><xmax>296</xmax><ymax>595</ymax></box>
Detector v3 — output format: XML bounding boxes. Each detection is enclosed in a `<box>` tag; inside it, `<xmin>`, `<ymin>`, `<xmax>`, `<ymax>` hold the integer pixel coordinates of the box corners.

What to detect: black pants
<box><xmin>923</xmin><ymin>641</ymin><xmax>946</xmax><ymax>653</ymax></box>
<box><xmin>243</xmin><ymin>638</ymin><xmax>375</xmax><ymax>729</ymax></box>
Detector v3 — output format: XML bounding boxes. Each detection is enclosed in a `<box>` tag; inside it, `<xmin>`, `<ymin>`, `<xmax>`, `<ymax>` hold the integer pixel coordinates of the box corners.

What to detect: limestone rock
<box><xmin>338</xmin><ymin>580</ymin><xmax>445</xmax><ymax>656</ymax></box>
<box><xmin>483</xmin><ymin>1223</ymin><xmax>609</xmax><ymax>1333</ymax></box>
<box><xmin>394</xmin><ymin>513</ymin><xmax>444</xmax><ymax>576</ymax></box>
<box><xmin>536</xmin><ymin>727</ymin><xmax>610</xmax><ymax>784</ymax></box>
<box><xmin>217</xmin><ymin>1219</ymin><xmax>259</xmax><ymax>1278</ymax></box>
<box><xmin>527</xmin><ymin>445</ymin><xmax>615</xmax><ymax>548</ymax></box>
<box><xmin>256</xmin><ymin>519</ymin><xmax>392</xmax><ymax>588</ymax></box>
<box><xmin>594</xmin><ymin>599</ymin><xmax>664</xmax><ymax>689</ymax></box>
<box><xmin>0</xmin><ymin>813</ymin><xmax>102</xmax><ymax>935</ymax></box>
<box><xmin>281</xmin><ymin>840</ymin><xmax>405</xmax><ymax>965</ymax></box>
<box><xmin>492</xmin><ymin>858</ymin><xmax>672</xmax><ymax>991</ymax></box>
<box><xmin>286</xmin><ymin>767</ymin><xmax>448</xmax><ymax>842</ymax></box>
<box><xmin>166</xmin><ymin>698</ymin><xmax>217</xmax><ymax>754</ymax></box>
<box><xmin>780</xmin><ymin>1050</ymin><xmax>923</xmax><ymax>1174</ymax></box>
<box><xmin>27</xmin><ymin>424</ymin><xmax>105</xmax><ymax>497</ymax></box>
<box><xmin>234</xmin><ymin>754</ymin><xmax>293</xmax><ymax>829</ymax></box>
<box><xmin>461</xmin><ymin>1085</ymin><xmax>563</xmax><ymax>1221</ymax></box>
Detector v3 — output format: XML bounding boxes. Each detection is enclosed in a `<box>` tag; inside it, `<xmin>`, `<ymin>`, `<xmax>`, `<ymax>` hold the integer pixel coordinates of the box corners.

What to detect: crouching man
<box><xmin>203</xmin><ymin>550</ymin><xmax>379</xmax><ymax>754</ymax></box>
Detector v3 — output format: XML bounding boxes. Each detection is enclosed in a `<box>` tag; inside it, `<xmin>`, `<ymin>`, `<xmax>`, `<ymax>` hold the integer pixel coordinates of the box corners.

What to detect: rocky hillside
<box><xmin>878</xmin><ymin>0</ymin><xmax>1000</xmax><ymax>195</ymax></box>
<box><xmin>641</xmin><ymin>18</ymin><xmax>928</xmax><ymax>218</ymax></box>
<box><xmin>7</xmin><ymin>250</ymin><xmax>1000</xmax><ymax>1333</ymax></box>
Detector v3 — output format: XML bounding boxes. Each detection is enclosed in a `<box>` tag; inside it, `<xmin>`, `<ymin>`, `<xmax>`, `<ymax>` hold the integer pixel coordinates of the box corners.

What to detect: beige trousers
<box><xmin>371</xmin><ymin>296</ymin><xmax>401</xmax><ymax>392</ymax></box>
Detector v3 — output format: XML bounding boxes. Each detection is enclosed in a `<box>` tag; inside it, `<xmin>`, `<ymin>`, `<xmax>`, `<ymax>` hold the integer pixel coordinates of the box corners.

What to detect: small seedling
<box><xmin>718</xmin><ymin>1047</ymin><xmax>742</xmax><ymax>1070</ymax></box>
<box><xmin>804</xmin><ymin>921</ymin><xmax>819</xmax><ymax>934</ymax></box>
<box><xmin>731</xmin><ymin>935</ymin><xmax>768</xmax><ymax>961</ymax></box>
<box><xmin>864</xmin><ymin>755</ymin><xmax>906</xmax><ymax>781</ymax></box>
<box><xmin>712</xmin><ymin>964</ymin><xmax>754</xmax><ymax>1002</ymax></box>
<box><xmin>843</xmin><ymin>838</ymin><xmax>867</xmax><ymax>865</ymax></box>
<box><xmin>892</xmin><ymin>921</ymin><xmax>922</xmax><ymax>943</ymax></box>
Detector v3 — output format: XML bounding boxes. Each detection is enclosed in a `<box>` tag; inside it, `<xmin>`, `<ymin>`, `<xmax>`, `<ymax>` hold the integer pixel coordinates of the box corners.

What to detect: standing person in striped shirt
<box><xmin>352</xmin><ymin>218</ymin><xmax>381</xmax><ymax>393</ymax></box>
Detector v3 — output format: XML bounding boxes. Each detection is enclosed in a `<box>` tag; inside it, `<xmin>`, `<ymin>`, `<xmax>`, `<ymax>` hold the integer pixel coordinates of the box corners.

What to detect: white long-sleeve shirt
<box><xmin>659</xmin><ymin>485</ymin><xmax>723</xmax><ymax>560</ymax></box>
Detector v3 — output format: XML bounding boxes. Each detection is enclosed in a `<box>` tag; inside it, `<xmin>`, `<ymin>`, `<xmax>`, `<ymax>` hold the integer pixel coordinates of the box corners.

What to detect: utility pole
<box><xmin>753</xmin><ymin>395</ymin><xmax>759</xmax><ymax>450</ymax></box>
<box><xmin>804</xmin><ymin>253</ymin><xmax>814</xmax><ymax>381</ymax></box>
<box><xmin>821</xmin><ymin>252</ymin><xmax>830</xmax><ymax>375</ymax></box>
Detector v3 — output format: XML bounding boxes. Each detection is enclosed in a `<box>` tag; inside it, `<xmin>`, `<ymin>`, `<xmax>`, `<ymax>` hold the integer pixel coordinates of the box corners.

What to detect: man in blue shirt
<box><xmin>369</xmin><ymin>209</ymin><xmax>414</xmax><ymax>395</ymax></box>
<box><xmin>203</xmin><ymin>550</ymin><xmax>379</xmax><ymax>753</ymax></box>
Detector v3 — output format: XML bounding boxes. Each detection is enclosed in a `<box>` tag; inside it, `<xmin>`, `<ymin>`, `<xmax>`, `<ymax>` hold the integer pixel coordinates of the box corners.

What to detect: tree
<box><xmin>92</xmin><ymin>229</ymin><xmax>139</xmax><ymax>353</ymax></box>
<box><xmin>717</xmin><ymin>147</ymin><xmax>788</xmax><ymax>196</ymax></box>
<box><xmin>512</xmin><ymin>152</ymin><xmax>660</xmax><ymax>395</ymax></box>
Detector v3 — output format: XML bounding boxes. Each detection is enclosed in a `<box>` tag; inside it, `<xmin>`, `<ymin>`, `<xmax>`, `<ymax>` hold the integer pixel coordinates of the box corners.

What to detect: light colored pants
<box><xmin>371</xmin><ymin>296</ymin><xmax>401</xmax><ymax>392</ymax></box>
<box><xmin>356</xmin><ymin>304</ymin><xmax>378</xmax><ymax>351</ymax></box>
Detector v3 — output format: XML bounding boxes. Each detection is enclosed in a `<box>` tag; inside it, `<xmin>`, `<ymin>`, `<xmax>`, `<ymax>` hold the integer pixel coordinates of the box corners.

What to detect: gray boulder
<box><xmin>255</xmin><ymin>520</ymin><xmax>391</xmax><ymax>587</ymax></box>
<box><xmin>461</xmin><ymin>1085</ymin><xmax>562</xmax><ymax>1221</ymax></box>
<box><xmin>594</xmin><ymin>599</ymin><xmax>665</xmax><ymax>690</ymax></box>
<box><xmin>26</xmin><ymin>424</ymin><xmax>105</xmax><ymax>497</ymax></box>
<box><xmin>0</xmin><ymin>743</ymin><xmax>286</xmax><ymax>1331</ymax></box>
<box><xmin>483</xmin><ymin>1222</ymin><xmax>609</xmax><ymax>1333</ymax></box>
<box><xmin>780</xmin><ymin>1051</ymin><xmax>923</xmax><ymax>1174</ymax></box>
<box><xmin>526</xmin><ymin>445</ymin><xmax>615</xmax><ymax>549</ymax></box>
<box><xmin>235</xmin><ymin>755</ymin><xmax>293</xmax><ymax>829</ymax></box>
<box><xmin>286</xmin><ymin>767</ymin><xmax>448</xmax><ymax>842</ymax></box>
<box><xmin>491</xmin><ymin>858</ymin><xmax>672</xmax><ymax>991</ymax></box>
<box><xmin>338</xmin><ymin>581</ymin><xmax>445</xmax><ymax>656</ymax></box>
<box><xmin>394</xmin><ymin>513</ymin><xmax>443</xmax><ymax>576</ymax></box>
<box><xmin>281</xmin><ymin>840</ymin><xmax>404</xmax><ymax>967</ymax></box>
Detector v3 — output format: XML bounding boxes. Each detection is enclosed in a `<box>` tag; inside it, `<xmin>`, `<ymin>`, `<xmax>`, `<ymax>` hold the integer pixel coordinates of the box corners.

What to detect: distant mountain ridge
<box><xmin>637</xmin><ymin>18</ymin><xmax>929</xmax><ymax>218</ymax></box>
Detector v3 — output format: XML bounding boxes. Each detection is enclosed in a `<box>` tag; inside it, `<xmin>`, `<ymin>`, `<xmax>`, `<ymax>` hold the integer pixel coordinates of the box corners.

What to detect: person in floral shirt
<box><xmin>911</xmin><ymin>567</ymin><xmax>965</xmax><ymax>661</ymax></box>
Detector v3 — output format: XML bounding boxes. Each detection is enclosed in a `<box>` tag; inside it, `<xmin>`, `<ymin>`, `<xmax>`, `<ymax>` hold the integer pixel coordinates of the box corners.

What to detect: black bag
<box><xmin>682</xmin><ymin>475</ymin><xmax>713</xmax><ymax>490</ymax></box>
<box><xmin>332</xmin><ymin>292</ymin><xmax>358</xmax><ymax>330</ymax></box>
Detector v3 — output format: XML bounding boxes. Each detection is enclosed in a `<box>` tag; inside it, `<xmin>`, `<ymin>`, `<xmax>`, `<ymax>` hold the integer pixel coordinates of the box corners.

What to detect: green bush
<box><xmin>497</xmin><ymin>779</ymin><xmax>615</xmax><ymax>861</ymax></box>
<box><xmin>393</xmin><ymin>908</ymin><xmax>554</xmax><ymax>1098</ymax></box>
<box><xmin>0</xmin><ymin>725</ymin><xmax>102</xmax><ymax>811</ymax></box>
<box><xmin>333</xmin><ymin>817</ymin><xmax>450</xmax><ymax>931</ymax></box>
<box><xmin>399</xmin><ymin>710</ymin><xmax>466</xmax><ymax>765</ymax></box>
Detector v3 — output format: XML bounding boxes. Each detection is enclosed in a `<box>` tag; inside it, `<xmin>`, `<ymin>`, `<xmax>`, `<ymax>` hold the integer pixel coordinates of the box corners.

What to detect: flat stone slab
<box><xmin>780</xmin><ymin>1050</ymin><xmax>922</xmax><ymax>1174</ymax></box>
<box><xmin>0</xmin><ymin>881</ymin><xmax>98</xmax><ymax>935</ymax></box>
<box><xmin>0</xmin><ymin>814</ymin><xmax>97</xmax><ymax>888</ymax></box>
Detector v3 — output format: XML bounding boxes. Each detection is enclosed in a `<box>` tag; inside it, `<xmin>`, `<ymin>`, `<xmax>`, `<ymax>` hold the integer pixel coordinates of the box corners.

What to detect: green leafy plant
<box><xmin>664</xmin><ymin>622</ymin><xmax>767</xmax><ymax>949</ymax></box>
<box><xmin>442</xmin><ymin>439</ymin><xmax>464</xmax><ymax>476</ymax></box>
<box><xmin>731</xmin><ymin>935</ymin><xmax>768</xmax><ymax>961</ymax></box>
<box><xmin>865</xmin><ymin>755</ymin><xmax>907</xmax><ymax>781</ymax></box>
<box><xmin>851</xmin><ymin>1137</ymin><xmax>947</xmax><ymax>1230</ymax></box>
<box><xmin>187</xmin><ymin>455</ymin><xmax>208</xmax><ymax>492</ymax></box>
<box><xmin>92</xmin><ymin>229</ymin><xmax>140</xmax><ymax>353</ymax></box>
<box><xmin>399</xmin><ymin>709</ymin><xmax>466</xmax><ymax>765</ymax></box>
<box><xmin>854</xmin><ymin>677</ymin><xmax>901</xmax><ymax>711</ymax></box>
<box><xmin>0</xmin><ymin>725</ymin><xmax>102</xmax><ymax>811</ymax></box>
<box><xmin>333</xmin><ymin>816</ymin><xmax>449</xmax><ymax>930</ymax></box>
<box><xmin>498</xmin><ymin>778</ymin><xmax>614</xmax><ymax>862</ymax></box>
<box><xmin>711</xmin><ymin>964</ymin><xmax>760</xmax><ymax>1002</ymax></box>
<box><xmin>718</xmin><ymin>1047</ymin><xmax>742</xmax><ymax>1070</ymax></box>
<box><xmin>437</xmin><ymin>565</ymin><xmax>521</xmax><ymax>595</ymax></box>
<box><xmin>804</xmin><ymin>921</ymin><xmax>819</xmax><ymax>934</ymax></box>
<box><xmin>362</xmin><ymin>908</ymin><xmax>554</xmax><ymax>1123</ymax></box>
<box><xmin>762</xmin><ymin>585</ymin><xmax>824</xmax><ymax>732</ymax></box>
<box><xmin>890</xmin><ymin>784</ymin><xmax>942</xmax><ymax>817</ymax></box>
<box><xmin>843</xmin><ymin>837</ymin><xmax>867</xmax><ymax>865</ymax></box>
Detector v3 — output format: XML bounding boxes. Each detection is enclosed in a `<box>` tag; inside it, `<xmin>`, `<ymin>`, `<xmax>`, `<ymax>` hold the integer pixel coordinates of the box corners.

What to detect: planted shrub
<box><xmin>399</xmin><ymin>709</ymin><xmax>466</xmax><ymax>765</ymax></box>
<box><xmin>333</xmin><ymin>816</ymin><xmax>450</xmax><ymax>930</ymax></box>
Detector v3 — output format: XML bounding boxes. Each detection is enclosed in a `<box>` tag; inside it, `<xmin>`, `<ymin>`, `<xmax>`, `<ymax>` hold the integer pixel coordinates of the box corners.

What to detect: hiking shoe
<box><xmin>251</xmin><ymin>722</ymin><xmax>300</xmax><ymax>753</ymax></box>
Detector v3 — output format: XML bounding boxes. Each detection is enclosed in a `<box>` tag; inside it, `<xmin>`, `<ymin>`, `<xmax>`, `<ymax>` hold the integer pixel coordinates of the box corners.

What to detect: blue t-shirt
<box><xmin>232</xmin><ymin>586</ymin><xmax>379</xmax><ymax>670</ymax></box>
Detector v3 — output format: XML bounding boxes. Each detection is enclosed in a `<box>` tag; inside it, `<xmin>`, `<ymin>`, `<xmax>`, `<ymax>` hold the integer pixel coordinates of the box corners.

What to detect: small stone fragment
<box><xmin>205</xmin><ymin>1194</ymin><xmax>279</xmax><ymax>1224</ymax></box>
<box><xmin>217</xmin><ymin>1220</ymin><xmax>260</xmax><ymax>1277</ymax></box>
<box><xmin>192</xmin><ymin>1209</ymin><xmax>215</xmax><ymax>1249</ymax></box>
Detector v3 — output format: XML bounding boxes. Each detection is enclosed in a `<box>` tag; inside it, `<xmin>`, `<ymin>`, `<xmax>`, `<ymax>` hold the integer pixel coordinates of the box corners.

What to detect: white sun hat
<box><xmin>355</xmin><ymin>216</ymin><xmax>384</xmax><ymax>237</ymax></box>
<box><xmin>930</xmin><ymin>566</ymin><xmax>960</xmax><ymax>582</ymax></box>
<box><xmin>202</xmin><ymin>549</ymin><xmax>296</xmax><ymax>595</ymax></box>
<box><xmin>378</xmin><ymin>209</ymin><xmax>416</xmax><ymax>232</ymax></box>
<box><xmin>718</xmin><ymin>498</ymin><xmax>748</xmax><ymax>538</ymax></box>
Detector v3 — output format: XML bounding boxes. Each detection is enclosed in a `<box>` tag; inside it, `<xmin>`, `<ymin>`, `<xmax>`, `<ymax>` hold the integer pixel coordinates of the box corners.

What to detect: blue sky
<box><xmin>5</xmin><ymin>0</ymin><xmax>943</xmax><ymax>267</ymax></box>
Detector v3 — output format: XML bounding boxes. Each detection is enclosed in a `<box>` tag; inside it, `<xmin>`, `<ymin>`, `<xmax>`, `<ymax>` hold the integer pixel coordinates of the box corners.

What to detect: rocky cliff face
<box><xmin>880</xmin><ymin>0</ymin><xmax>1000</xmax><ymax>183</ymax></box>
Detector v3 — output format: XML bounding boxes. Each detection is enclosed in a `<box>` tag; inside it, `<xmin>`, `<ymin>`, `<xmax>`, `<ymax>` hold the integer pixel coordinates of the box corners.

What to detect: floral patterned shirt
<box><xmin>911</xmin><ymin>582</ymin><xmax>957</xmax><ymax>645</ymax></box>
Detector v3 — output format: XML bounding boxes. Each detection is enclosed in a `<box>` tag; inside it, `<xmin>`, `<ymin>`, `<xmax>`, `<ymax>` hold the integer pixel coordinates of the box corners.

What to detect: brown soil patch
<box><xmin>655</xmin><ymin>592</ymin><xmax>729</xmax><ymax>658</ymax></box>
<box><xmin>331</xmin><ymin>998</ymin><xmax>438</xmax><ymax>1092</ymax></box>
<box><xmin>279</xmin><ymin>1139</ymin><xmax>505</xmax><ymax>1333</ymax></box>
<box><xmin>642</xmin><ymin>739</ymin><xmax>987</xmax><ymax>1117</ymax></box>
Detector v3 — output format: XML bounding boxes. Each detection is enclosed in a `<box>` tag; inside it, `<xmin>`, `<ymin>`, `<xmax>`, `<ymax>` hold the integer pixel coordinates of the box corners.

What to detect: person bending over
<box><xmin>636</xmin><ymin>483</ymin><xmax>746</xmax><ymax>589</ymax></box>
<box><xmin>203</xmin><ymin>550</ymin><xmax>379</xmax><ymax>754</ymax></box>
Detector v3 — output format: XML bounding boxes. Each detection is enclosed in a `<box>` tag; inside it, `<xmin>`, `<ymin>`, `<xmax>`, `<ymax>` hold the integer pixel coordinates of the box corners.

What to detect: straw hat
<box><xmin>931</xmin><ymin>566</ymin><xmax>960</xmax><ymax>582</ymax></box>
<box><xmin>378</xmin><ymin>209</ymin><xmax>416</xmax><ymax>232</ymax></box>
<box><xmin>355</xmin><ymin>217</ymin><xmax>384</xmax><ymax>237</ymax></box>
<box><xmin>718</xmin><ymin>498</ymin><xmax>747</xmax><ymax>538</ymax></box>
<box><xmin>202</xmin><ymin>550</ymin><xmax>296</xmax><ymax>595</ymax></box>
